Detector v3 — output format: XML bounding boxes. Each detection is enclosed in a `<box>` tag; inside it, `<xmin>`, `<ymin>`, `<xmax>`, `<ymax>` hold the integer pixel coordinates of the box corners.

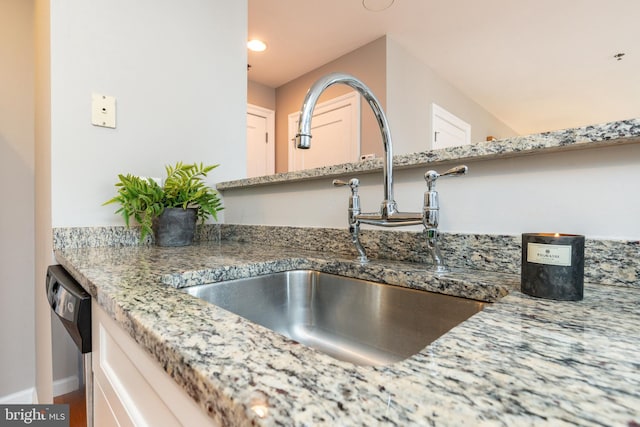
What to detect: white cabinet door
<box><xmin>93</xmin><ymin>380</ymin><xmax>120</xmax><ymax>427</ymax></box>
<box><xmin>92</xmin><ymin>301</ymin><xmax>218</xmax><ymax>427</ymax></box>
<box><xmin>287</xmin><ymin>92</ymin><xmax>360</xmax><ymax>172</ymax></box>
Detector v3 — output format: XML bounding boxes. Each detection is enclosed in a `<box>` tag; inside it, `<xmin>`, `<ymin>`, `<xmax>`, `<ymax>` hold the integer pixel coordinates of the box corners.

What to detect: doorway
<box><xmin>247</xmin><ymin>104</ymin><xmax>275</xmax><ymax>178</ymax></box>
<box><xmin>431</xmin><ymin>103</ymin><xmax>471</xmax><ymax>149</ymax></box>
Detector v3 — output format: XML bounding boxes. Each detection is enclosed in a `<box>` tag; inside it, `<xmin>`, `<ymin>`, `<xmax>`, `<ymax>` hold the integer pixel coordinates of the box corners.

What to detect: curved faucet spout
<box><xmin>295</xmin><ymin>72</ymin><xmax>398</xmax><ymax>217</ymax></box>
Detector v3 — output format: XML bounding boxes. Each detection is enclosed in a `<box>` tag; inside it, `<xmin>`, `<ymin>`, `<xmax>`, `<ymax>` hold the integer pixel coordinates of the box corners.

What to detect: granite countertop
<box><xmin>54</xmin><ymin>241</ymin><xmax>640</xmax><ymax>426</ymax></box>
<box><xmin>217</xmin><ymin>118</ymin><xmax>640</xmax><ymax>190</ymax></box>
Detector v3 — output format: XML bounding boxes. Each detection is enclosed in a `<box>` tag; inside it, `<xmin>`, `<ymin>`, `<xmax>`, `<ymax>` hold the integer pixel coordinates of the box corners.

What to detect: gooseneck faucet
<box><xmin>296</xmin><ymin>72</ymin><xmax>421</xmax><ymax>226</ymax></box>
<box><xmin>296</xmin><ymin>72</ymin><xmax>467</xmax><ymax>270</ymax></box>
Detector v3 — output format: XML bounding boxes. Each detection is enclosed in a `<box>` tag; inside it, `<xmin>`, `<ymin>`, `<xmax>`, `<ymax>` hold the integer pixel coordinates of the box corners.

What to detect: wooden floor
<box><xmin>54</xmin><ymin>389</ymin><xmax>87</xmax><ymax>427</ymax></box>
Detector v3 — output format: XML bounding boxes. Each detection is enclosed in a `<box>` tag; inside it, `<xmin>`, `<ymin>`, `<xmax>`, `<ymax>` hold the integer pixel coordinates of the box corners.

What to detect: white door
<box><xmin>247</xmin><ymin>104</ymin><xmax>275</xmax><ymax>178</ymax></box>
<box><xmin>287</xmin><ymin>92</ymin><xmax>360</xmax><ymax>172</ymax></box>
<box><xmin>431</xmin><ymin>103</ymin><xmax>471</xmax><ymax>149</ymax></box>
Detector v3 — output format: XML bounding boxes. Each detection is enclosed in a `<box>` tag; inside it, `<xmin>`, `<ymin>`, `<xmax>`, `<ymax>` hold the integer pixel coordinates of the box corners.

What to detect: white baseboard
<box><xmin>53</xmin><ymin>375</ymin><xmax>79</xmax><ymax>397</ymax></box>
<box><xmin>0</xmin><ymin>375</ymin><xmax>78</xmax><ymax>405</ymax></box>
<box><xmin>0</xmin><ymin>387</ymin><xmax>36</xmax><ymax>404</ymax></box>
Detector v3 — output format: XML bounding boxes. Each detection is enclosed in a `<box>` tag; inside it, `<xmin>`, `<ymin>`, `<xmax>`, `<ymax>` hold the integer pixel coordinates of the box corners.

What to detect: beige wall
<box><xmin>34</xmin><ymin>0</ymin><xmax>53</xmax><ymax>404</ymax></box>
<box><xmin>258</xmin><ymin>35</ymin><xmax>516</xmax><ymax>174</ymax></box>
<box><xmin>386</xmin><ymin>36</ymin><xmax>517</xmax><ymax>154</ymax></box>
<box><xmin>274</xmin><ymin>37</ymin><xmax>386</xmax><ymax>173</ymax></box>
<box><xmin>0</xmin><ymin>0</ymin><xmax>36</xmax><ymax>400</ymax></box>
<box><xmin>248</xmin><ymin>80</ymin><xmax>276</xmax><ymax>110</ymax></box>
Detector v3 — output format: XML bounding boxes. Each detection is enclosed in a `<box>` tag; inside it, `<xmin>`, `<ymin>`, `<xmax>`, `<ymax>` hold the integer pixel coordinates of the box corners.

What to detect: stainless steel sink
<box><xmin>183</xmin><ymin>270</ymin><xmax>485</xmax><ymax>366</ymax></box>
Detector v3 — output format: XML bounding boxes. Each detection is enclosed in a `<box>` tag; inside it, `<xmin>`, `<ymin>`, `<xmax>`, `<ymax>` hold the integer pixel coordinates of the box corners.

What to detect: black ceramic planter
<box><xmin>152</xmin><ymin>207</ymin><xmax>197</xmax><ymax>247</ymax></box>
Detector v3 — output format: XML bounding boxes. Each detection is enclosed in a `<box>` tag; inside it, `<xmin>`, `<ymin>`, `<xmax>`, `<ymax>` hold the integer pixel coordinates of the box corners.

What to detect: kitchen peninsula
<box><xmin>53</xmin><ymin>119</ymin><xmax>640</xmax><ymax>426</ymax></box>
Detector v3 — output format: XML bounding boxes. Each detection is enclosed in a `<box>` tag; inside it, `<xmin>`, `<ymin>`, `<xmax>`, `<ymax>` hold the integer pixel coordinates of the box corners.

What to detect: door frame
<box><xmin>247</xmin><ymin>103</ymin><xmax>275</xmax><ymax>176</ymax></box>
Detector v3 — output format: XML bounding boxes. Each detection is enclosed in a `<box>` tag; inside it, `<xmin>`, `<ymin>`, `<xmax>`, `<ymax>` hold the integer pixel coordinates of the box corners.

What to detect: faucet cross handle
<box><xmin>333</xmin><ymin>178</ymin><xmax>360</xmax><ymax>195</ymax></box>
<box><xmin>333</xmin><ymin>178</ymin><xmax>368</xmax><ymax>263</ymax></box>
<box><xmin>424</xmin><ymin>165</ymin><xmax>468</xmax><ymax>190</ymax></box>
<box><xmin>422</xmin><ymin>165</ymin><xmax>467</xmax><ymax>273</ymax></box>
<box><xmin>423</xmin><ymin>164</ymin><xmax>468</xmax><ymax>230</ymax></box>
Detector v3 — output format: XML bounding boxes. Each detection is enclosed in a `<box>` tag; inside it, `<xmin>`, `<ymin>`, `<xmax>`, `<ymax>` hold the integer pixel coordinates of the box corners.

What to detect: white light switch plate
<box><xmin>91</xmin><ymin>93</ymin><xmax>116</xmax><ymax>128</ymax></box>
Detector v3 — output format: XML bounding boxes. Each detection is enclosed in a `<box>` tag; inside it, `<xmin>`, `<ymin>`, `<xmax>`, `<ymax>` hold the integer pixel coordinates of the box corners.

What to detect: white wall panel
<box><xmin>222</xmin><ymin>144</ymin><xmax>640</xmax><ymax>240</ymax></box>
<box><xmin>49</xmin><ymin>0</ymin><xmax>247</xmax><ymax>227</ymax></box>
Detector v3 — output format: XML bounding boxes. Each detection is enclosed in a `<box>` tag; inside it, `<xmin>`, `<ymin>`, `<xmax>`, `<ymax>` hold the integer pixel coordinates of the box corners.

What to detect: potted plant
<box><xmin>104</xmin><ymin>162</ymin><xmax>223</xmax><ymax>246</ymax></box>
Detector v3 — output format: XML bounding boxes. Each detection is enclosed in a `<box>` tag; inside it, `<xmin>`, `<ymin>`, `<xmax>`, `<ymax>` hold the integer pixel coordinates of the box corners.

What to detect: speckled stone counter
<box><xmin>217</xmin><ymin>118</ymin><xmax>640</xmax><ymax>190</ymax></box>
<box><xmin>54</xmin><ymin>241</ymin><xmax>640</xmax><ymax>426</ymax></box>
<box><xmin>53</xmin><ymin>224</ymin><xmax>640</xmax><ymax>288</ymax></box>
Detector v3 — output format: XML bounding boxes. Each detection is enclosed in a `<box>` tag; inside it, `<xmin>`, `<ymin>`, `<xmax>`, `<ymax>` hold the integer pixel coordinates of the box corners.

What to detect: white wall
<box><xmin>49</xmin><ymin>0</ymin><xmax>247</xmax><ymax>228</ymax></box>
<box><xmin>386</xmin><ymin>36</ymin><xmax>517</xmax><ymax>154</ymax></box>
<box><xmin>33</xmin><ymin>0</ymin><xmax>247</xmax><ymax>403</ymax></box>
<box><xmin>222</xmin><ymin>143</ymin><xmax>640</xmax><ymax>240</ymax></box>
<box><xmin>0</xmin><ymin>0</ymin><xmax>36</xmax><ymax>400</ymax></box>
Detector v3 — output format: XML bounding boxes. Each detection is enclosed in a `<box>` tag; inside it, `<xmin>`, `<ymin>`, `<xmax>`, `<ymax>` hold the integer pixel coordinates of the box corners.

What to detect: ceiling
<box><xmin>247</xmin><ymin>0</ymin><xmax>640</xmax><ymax>134</ymax></box>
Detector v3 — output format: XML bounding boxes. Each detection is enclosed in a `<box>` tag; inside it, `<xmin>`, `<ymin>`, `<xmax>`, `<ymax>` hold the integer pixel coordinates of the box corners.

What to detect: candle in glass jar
<box><xmin>521</xmin><ymin>233</ymin><xmax>585</xmax><ymax>301</ymax></box>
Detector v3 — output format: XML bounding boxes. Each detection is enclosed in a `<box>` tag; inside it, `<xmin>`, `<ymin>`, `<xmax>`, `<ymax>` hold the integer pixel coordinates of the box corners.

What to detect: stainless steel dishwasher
<box><xmin>46</xmin><ymin>265</ymin><xmax>93</xmax><ymax>427</ymax></box>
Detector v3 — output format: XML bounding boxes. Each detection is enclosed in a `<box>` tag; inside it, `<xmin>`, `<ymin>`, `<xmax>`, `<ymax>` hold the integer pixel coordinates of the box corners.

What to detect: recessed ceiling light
<box><xmin>247</xmin><ymin>39</ymin><xmax>267</xmax><ymax>52</ymax></box>
<box><xmin>362</xmin><ymin>0</ymin><xmax>394</xmax><ymax>12</ymax></box>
